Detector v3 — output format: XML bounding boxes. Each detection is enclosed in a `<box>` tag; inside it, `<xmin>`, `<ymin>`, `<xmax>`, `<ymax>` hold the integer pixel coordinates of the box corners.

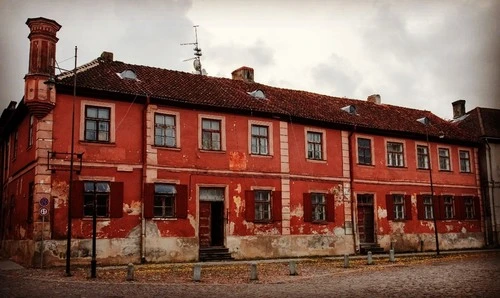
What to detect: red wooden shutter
<box><xmin>455</xmin><ymin>196</ymin><xmax>465</xmax><ymax>220</ymax></box>
<box><xmin>386</xmin><ymin>194</ymin><xmax>394</xmax><ymax>220</ymax></box>
<box><xmin>432</xmin><ymin>195</ymin><xmax>440</xmax><ymax>220</ymax></box>
<box><xmin>473</xmin><ymin>196</ymin><xmax>481</xmax><ymax>220</ymax></box>
<box><xmin>272</xmin><ymin>191</ymin><xmax>282</xmax><ymax>222</ymax></box>
<box><xmin>437</xmin><ymin>195</ymin><xmax>445</xmax><ymax>220</ymax></box>
<box><xmin>303</xmin><ymin>193</ymin><xmax>312</xmax><ymax>222</ymax></box>
<box><xmin>417</xmin><ymin>195</ymin><xmax>425</xmax><ymax>220</ymax></box>
<box><xmin>404</xmin><ymin>195</ymin><xmax>412</xmax><ymax>220</ymax></box>
<box><xmin>70</xmin><ymin>181</ymin><xmax>84</xmax><ymax>218</ymax></box>
<box><xmin>245</xmin><ymin>190</ymin><xmax>255</xmax><ymax>222</ymax></box>
<box><xmin>110</xmin><ymin>182</ymin><xmax>124</xmax><ymax>218</ymax></box>
<box><xmin>143</xmin><ymin>183</ymin><xmax>154</xmax><ymax>219</ymax></box>
<box><xmin>326</xmin><ymin>194</ymin><xmax>335</xmax><ymax>222</ymax></box>
<box><xmin>176</xmin><ymin>184</ymin><xmax>188</xmax><ymax>219</ymax></box>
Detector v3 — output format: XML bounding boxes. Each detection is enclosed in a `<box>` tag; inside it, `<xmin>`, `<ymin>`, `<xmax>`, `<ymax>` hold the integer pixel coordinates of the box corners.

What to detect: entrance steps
<box><xmin>359</xmin><ymin>243</ymin><xmax>385</xmax><ymax>255</ymax></box>
<box><xmin>199</xmin><ymin>247</ymin><xmax>234</xmax><ymax>262</ymax></box>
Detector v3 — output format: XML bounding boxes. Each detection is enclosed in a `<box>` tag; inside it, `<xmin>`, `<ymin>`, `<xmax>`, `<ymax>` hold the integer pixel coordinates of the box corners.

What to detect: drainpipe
<box><xmin>348</xmin><ymin>128</ymin><xmax>357</xmax><ymax>254</ymax></box>
<box><xmin>140</xmin><ymin>96</ymin><xmax>150</xmax><ymax>263</ymax></box>
<box><xmin>485</xmin><ymin>139</ymin><xmax>498</xmax><ymax>245</ymax></box>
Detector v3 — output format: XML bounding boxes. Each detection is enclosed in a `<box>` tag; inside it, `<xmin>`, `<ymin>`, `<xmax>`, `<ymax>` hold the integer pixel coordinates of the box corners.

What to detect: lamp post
<box><xmin>45</xmin><ymin>46</ymin><xmax>78</xmax><ymax>275</ymax></box>
<box><xmin>417</xmin><ymin>117</ymin><xmax>440</xmax><ymax>255</ymax></box>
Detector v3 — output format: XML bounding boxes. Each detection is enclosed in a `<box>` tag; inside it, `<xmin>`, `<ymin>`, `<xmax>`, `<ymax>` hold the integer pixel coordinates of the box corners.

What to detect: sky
<box><xmin>0</xmin><ymin>0</ymin><xmax>499</xmax><ymax>119</ymax></box>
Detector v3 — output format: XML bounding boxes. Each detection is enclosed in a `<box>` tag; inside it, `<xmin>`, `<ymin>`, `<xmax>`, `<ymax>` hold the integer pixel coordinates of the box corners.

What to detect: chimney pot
<box><xmin>231</xmin><ymin>66</ymin><xmax>254</xmax><ymax>83</ymax></box>
<box><xmin>452</xmin><ymin>100</ymin><xmax>466</xmax><ymax>119</ymax></box>
<box><xmin>367</xmin><ymin>94</ymin><xmax>381</xmax><ymax>104</ymax></box>
<box><xmin>100</xmin><ymin>51</ymin><xmax>114</xmax><ymax>62</ymax></box>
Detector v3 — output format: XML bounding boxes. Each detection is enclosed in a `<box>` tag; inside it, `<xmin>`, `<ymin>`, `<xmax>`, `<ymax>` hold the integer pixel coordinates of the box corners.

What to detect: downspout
<box><xmin>140</xmin><ymin>96</ymin><xmax>150</xmax><ymax>263</ymax></box>
<box><xmin>348</xmin><ymin>127</ymin><xmax>357</xmax><ymax>254</ymax></box>
<box><xmin>485</xmin><ymin>138</ymin><xmax>498</xmax><ymax>245</ymax></box>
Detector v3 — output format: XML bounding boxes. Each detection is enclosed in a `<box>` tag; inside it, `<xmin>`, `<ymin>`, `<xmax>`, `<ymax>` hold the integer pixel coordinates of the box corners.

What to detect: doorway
<box><xmin>199</xmin><ymin>187</ymin><xmax>225</xmax><ymax>248</ymax></box>
<box><xmin>357</xmin><ymin>194</ymin><xmax>375</xmax><ymax>243</ymax></box>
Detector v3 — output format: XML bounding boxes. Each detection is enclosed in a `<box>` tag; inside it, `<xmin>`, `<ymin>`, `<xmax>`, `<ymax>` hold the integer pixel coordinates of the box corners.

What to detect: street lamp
<box><xmin>416</xmin><ymin>117</ymin><xmax>440</xmax><ymax>255</ymax></box>
<box><xmin>45</xmin><ymin>45</ymin><xmax>78</xmax><ymax>275</ymax></box>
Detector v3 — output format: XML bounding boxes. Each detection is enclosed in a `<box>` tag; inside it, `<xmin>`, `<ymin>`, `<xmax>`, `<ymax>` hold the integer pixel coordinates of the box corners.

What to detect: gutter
<box><xmin>485</xmin><ymin>138</ymin><xmax>498</xmax><ymax>245</ymax></box>
<box><xmin>140</xmin><ymin>96</ymin><xmax>150</xmax><ymax>263</ymax></box>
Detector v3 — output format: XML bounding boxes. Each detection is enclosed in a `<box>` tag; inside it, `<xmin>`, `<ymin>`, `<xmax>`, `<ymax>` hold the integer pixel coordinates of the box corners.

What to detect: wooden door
<box><xmin>199</xmin><ymin>201</ymin><xmax>211</xmax><ymax>247</ymax></box>
<box><xmin>357</xmin><ymin>194</ymin><xmax>375</xmax><ymax>243</ymax></box>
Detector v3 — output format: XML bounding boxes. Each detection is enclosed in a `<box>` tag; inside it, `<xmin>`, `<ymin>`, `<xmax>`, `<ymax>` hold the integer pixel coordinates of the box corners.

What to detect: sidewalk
<box><xmin>0</xmin><ymin>259</ymin><xmax>24</xmax><ymax>271</ymax></box>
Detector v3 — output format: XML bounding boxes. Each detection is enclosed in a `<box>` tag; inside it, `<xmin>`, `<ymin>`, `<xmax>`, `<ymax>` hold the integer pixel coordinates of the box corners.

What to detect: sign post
<box><xmin>39</xmin><ymin>198</ymin><xmax>49</xmax><ymax>269</ymax></box>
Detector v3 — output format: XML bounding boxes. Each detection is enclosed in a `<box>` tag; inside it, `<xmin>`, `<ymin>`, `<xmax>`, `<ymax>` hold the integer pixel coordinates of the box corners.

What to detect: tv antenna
<box><xmin>181</xmin><ymin>25</ymin><xmax>206</xmax><ymax>75</ymax></box>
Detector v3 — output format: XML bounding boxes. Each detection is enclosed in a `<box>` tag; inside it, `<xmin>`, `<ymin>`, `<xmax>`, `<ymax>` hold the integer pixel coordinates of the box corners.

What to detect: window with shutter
<box><xmin>272</xmin><ymin>191</ymin><xmax>282</xmax><ymax>222</ymax></box>
<box><xmin>71</xmin><ymin>181</ymin><xmax>84</xmax><ymax>218</ymax></box>
<box><xmin>326</xmin><ymin>194</ymin><xmax>335</xmax><ymax>222</ymax></box>
<box><xmin>245</xmin><ymin>190</ymin><xmax>255</xmax><ymax>222</ymax></box>
<box><xmin>110</xmin><ymin>182</ymin><xmax>124</xmax><ymax>218</ymax></box>
<box><xmin>386</xmin><ymin>194</ymin><xmax>395</xmax><ymax>220</ymax></box>
<box><xmin>303</xmin><ymin>193</ymin><xmax>312</xmax><ymax>222</ymax></box>
<box><xmin>404</xmin><ymin>195</ymin><xmax>412</xmax><ymax>220</ymax></box>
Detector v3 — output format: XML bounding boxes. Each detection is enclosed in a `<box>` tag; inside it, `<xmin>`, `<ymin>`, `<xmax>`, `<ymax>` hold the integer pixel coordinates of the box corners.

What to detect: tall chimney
<box><xmin>367</xmin><ymin>94</ymin><xmax>381</xmax><ymax>104</ymax></box>
<box><xmin>24</xmin><ymin>17</ymin><xmax>61</xmax><ymax>119</ymax></box>
<box><xmin>452</xmin><ymin>100</ymin><xmax>466</xmax><ymax>119</ymax></box>
<box><xmin>231</xmin><ymin>66</ymin><xmax>254</xmax><ymax>83</ymax></box>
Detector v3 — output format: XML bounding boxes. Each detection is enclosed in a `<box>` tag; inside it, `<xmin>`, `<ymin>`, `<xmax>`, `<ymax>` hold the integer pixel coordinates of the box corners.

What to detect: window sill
<box><xmin>390</xmin><ymin>219</ymin><xmax>409</xmax><ymax>222</ymax></box>
<box><xmin>250</xmin><ymin>153</ymin><xmax>273</xmax><ymax>158</ymax></box>
<box><xmin>311</xmin><ymin>221</ymin><xmax>331</xmax><ymax>224</ymax></box>
<box><xmin>306</xmin><ymin>159</ymin><xmax>327</xmax><ymax>164</ymax></box>
<box><xmin>82</xmin><ymin>217</ymin><xmax>110</xmax><ymax>221</ymax></box>
<box><xmin>416</xmin><ymin>167</ymin><xmax>430</xmax><ymax>171</ymax></box>
<box><xmin>80</xmin><ymin>141</ymin><xmax>116</xmax><ymax>147</ymax></box>
<box><xmin>438</xmin><ymin>169</ymin><xmax>453</xmax><ymax>173</ymax></box>
<box><xmin>459</xmin><ymin>171</ymin><xmax>473</xmax><ymax>174</ymax></box>
<box><xmin>387</xmin><ymin>166</ymin><xmax>407</xmax><ymax>169</ymax></box>
<box><xmin>152</xmin><ymin>217</ymin><xmax>177</xmax><ymax>221</ymax></box>
<box><xmin>154</xmin><ymin>146</ymin><xmax>181</xmax><ymax>151</ymax></box>
<box><xmin>199</xmin><ymin>149</ymin><xmax>226</xmax><ymax>154</ymax></box>
<box><xmin>253</xmin><ymin>220</ymin><xmax>273</xmax><ymax>224</ymax></box>
<box><xmin>357</xmin><ymin>163</ymin><xmax>374</xmax><ymax>167</ymax></box>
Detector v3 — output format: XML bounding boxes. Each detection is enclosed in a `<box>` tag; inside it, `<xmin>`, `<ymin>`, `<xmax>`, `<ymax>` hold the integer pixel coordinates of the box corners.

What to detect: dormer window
<box><xmin>247</xmin><ymin>89</ymin><xmax>266</xmax><ymax>100</ymax></box>
<box><xmin>117</xmin><ymin>69</ymin><xmax>137</xmax><ymax>80</ymax></box>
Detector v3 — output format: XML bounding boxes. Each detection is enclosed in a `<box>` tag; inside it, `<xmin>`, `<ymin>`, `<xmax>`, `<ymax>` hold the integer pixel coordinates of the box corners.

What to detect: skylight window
<box><xmin>247</xmin><ymin>89</ymin><xmax>266</xmax><ymax>99</ymax></box>
<box><xmin>117</xmin><ymin>69</ymin><xmax>138</xmax><ymax>80</ymax></box>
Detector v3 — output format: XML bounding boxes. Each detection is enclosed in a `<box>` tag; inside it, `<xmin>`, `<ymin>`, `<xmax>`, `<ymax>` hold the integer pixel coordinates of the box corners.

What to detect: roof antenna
<box><xmin>181</xmin><ymin>25</ymin><xmax>206</xmax><ymax>75</ymax></box>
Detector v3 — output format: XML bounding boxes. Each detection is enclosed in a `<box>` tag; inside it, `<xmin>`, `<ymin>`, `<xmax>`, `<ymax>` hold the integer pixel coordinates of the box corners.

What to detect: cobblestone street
<box><xmin>1</xmin><ymin>252</ymin><xmax>499</xmax><ymax>297</ymax></box>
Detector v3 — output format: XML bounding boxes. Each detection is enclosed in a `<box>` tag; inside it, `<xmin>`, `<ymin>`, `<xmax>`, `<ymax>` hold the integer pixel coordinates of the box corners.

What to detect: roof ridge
<box><xmin>477</xmin><ymin>107</ymin><xmax>486</xmax><ymax>136</ymax></box>
<box><xmin>56</xmin><ymin>58</ymin><xmax>101</xmax><ymax>80</ymax></box>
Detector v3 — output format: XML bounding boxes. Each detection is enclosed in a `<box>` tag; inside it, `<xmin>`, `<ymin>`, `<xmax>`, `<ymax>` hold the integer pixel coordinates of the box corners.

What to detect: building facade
<box><xmin>0</xmin><ymin>17</ymin><xmax>485</xmax><ymax>267</ymax></box>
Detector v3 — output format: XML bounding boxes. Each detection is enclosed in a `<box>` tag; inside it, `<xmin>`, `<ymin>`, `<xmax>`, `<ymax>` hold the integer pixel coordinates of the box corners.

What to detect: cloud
<box><xmin>311</xmin><ymin>54</ymin><xmax>361</xmax><ymax>98</ymax></box>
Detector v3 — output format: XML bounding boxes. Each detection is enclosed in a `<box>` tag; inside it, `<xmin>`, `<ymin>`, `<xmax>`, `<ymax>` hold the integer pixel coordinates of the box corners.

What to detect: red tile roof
<box><xmin>456</xmin><ymin>107</ymin><xmax>500</xmax><ymax>140</ymax></box>
<box><xmin>55</xmin><ymin>58</ymin><xmax>475</xmax><ymax>143</ymax></box>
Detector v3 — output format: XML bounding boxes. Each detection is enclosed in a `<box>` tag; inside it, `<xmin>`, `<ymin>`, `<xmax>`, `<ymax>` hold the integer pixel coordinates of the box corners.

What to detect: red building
<box><xmin>0</xmin><ymin>17</ymin><xmax>484</xmax><ymax>267</ymax></box>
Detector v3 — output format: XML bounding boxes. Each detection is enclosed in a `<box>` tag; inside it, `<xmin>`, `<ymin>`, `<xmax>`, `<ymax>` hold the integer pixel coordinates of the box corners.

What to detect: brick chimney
<box><xmin>452</xmin><ymin>100</ymin><xmax>466</xmax><ymax>119</ymax></box>
<box><xmin>367</xmin><ymin>94</ymin><xmax>381</xmax><ymax>104</ymax></box>
<box><xmin>24</xmin><ymin>17</ymin><xmax>61</xmax><ymax>119</ymax></box>
<box><xmin>231</xmin><ymin>66</ymin><xmax>254</xmax><ymax>83</ymax></box>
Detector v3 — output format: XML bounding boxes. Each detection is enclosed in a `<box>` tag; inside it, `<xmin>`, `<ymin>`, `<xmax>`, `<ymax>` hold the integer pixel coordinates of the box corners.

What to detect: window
<box><xmin>358</xmin><ymin>138</ymin><xmax>372</xmax><ymax>165</ymax></box>
<box><xmin>144</xmin><ymin>183</ymin><xmax>188</xmax><ymax>219</ymax></box>
<box><xmin>459</xmin><ymin>150</ymin><xmax>471</xmax><ymax>173</ymax></box>
<box><xmin>303</xmin><ymin>193</ymin><xmax>335</xmax><ymax>223</ymax></box>
<box><xmin>464</xmin><ymin>197</ymin><xmax>475</xmax><ymax>219</ymax></box>
<box><xmin>307</xmin><ymin>132</ymin><xmax>323</xmax><ymax>160</ymax></box>
<box><xmin>201</xmin><ymin>118</ymin><xmax>221</xmax><ymax>151</ymax></box>
<box><xmin>443</xmin><ymin>196</ymin><xmax>454</xmax><ymax>219</ymax></box>
<box><xmin>154</xmin><ymin>184</ymin><xmax>176</xmax><ymax>217</ymax></box>
<box><xmin>83</xmin><ymin>182</ymin><xmax>110</xmax><ymax>217</ymax></box>
<box><xmin>311</xmin><ymin>193</ymin><xmax>326</xmax><ymax>222</ymax></box>
<box><xmin>417</xmin><ymin>145</ymin><xmax>429</xmax><ymax>169</ymax></box>
<box><xmin>71</xmin><ymin>181</ymin><xmax>123</xmax><ymax>218</ymax></box>
<box><xmin>245</xmin><ymin>190</ymin><xmax>281</xmax><ymax>223</ymax></box>
<box><xmin>28</xmin><ymin>115</ymin><xmax>34</xmax><ymax>148</ymax></box>
<box><xmin>387</xmin><ymin>142</ymin><xmax>404</xmax><ymax>167</ymax></box>
<box><xmin>251</xmin><ymin>125</ymin><xmax>269</xmax><ymax>155</ymax></box>
<box><xmin>12</xmin><ymin>130</ymin><xmax>18</xmax><ymax>160</ymax></box>
<box><xmin>438</xmin><ymin>148</ymin><xmax>451</xmax><ymax>171</ymax></box>
<box><xmin>85</xmin><ymin>106</ymin><xmax>110</xmax><ymax>142</ymax></box>
<box><xmin>254</xmin><ymin>190</ymin><xmax>271</xmax><ymax>221</ymax></box>
<box><xmin>154</xmin><ymin>114</ymin><xmax>176</xmax><ymax>147</ymax></box>
<box><xmin>386</xmin><ymin>194</ymin><xmax>412</xmax><ymax>220</ymax></box>
<box><xmin>417</xmin><ymin>195</ymin><xmax>435</xmax><ymax>220</ymax></box>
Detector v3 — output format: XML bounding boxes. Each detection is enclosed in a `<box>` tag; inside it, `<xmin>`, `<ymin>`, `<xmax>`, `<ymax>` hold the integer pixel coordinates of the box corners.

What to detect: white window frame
<box><xmin>198</xmin><ymin>114</ymin><xmax>226</xmax><ymax>151</ymax></box>
<box><xmin>438</xmin><ymin>146</ymin><xmax>452</xmax><ymax>171</ymax></box>
<box><xmin>248</xmin><ymin>120</ymin><xmax>274</xmax><ymax>156</ymax></box>
<box><xmin>416</xmin><ymin>143</ymin><xmax>429</xmax><ymax>169</ymax></box>
<box><xmin>153</xmin><ymin>109</ymin><xmax>181</xmax><ymax>149</ymax></box>
<box><xmin>80</xmin><ymin>100</ymin><xmax>116</xmax><ymax>143</ymax></box>
<box><xmin>304</xmin><ymin>127</ymin><xmax>327</xmax><ymax>162</ymax></box>
<box><xmin>356</xmin><ymin>135</ymin><xmax>374</xmax><ymax>165</ymax></box>
<box><xmin>385</xmin><ymin>139</ymin><xmax>406</xmax><ymax>167</ymax></box>
<box><xmin>458</xmin><ymin>149</ymin><xmax>472</xmax><ymax>173</ymax></box>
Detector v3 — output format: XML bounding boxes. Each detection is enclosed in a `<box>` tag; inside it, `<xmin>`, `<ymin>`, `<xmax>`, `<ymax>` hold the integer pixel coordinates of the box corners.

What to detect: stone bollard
<box><xmin>420</xmin><ymin>240</ymin><xmax>424</xmax><ymax>252</ymax></box>
<box><xmin>289</xmin><ymin>261</ymin><xmax>298</xmax><ymax>276</ymax></box>
<box><xmin>367</xmin><ymin>251</ymin><xmax>373</xmax><ymax>265</ymax></box>
<box><xmin>126</xmin><ymin>263</ymin><xmax>135</xmax><ymax>281</ymax></box>
<box><xmin>250</xmin><ymin>262</ymin><xmax>258</xmax><ymax>281</ymax></box>
<box><xmin>193</xmin><ymin>264</ymin><xmax>202</xmax><ymax>282</ymax></box>
<box><xmin>344</xmin><ymin>254</ymin><xmax>350</xmax><ymax>268</ymax></box>
<box><xmin>389</xmin><ymin>249</ymin><xmax>395</xmax><ymax>262</ymax></box>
